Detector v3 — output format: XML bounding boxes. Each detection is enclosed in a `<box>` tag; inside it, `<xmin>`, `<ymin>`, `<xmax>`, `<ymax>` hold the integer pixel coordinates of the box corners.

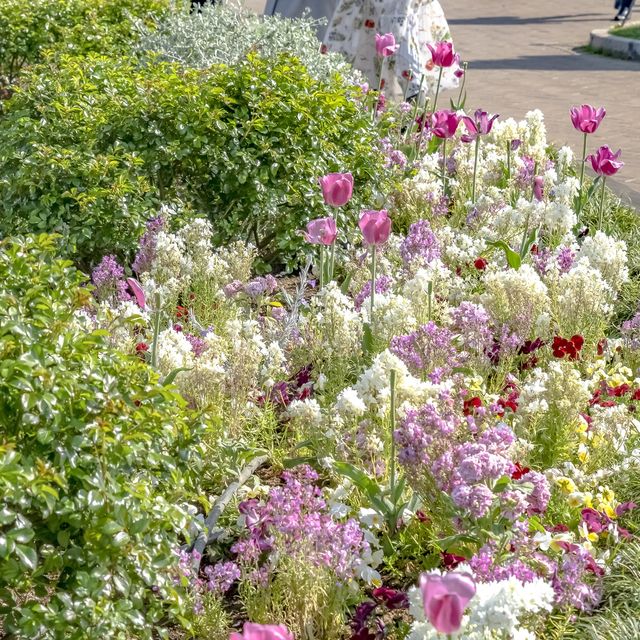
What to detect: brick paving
<box><xmin>241</xmin><ymin>0</ymin><xmax>640</xmax><ymax>205</ymax></box>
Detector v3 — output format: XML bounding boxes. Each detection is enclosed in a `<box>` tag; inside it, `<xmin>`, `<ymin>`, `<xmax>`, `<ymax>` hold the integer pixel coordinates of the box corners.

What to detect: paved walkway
<box><xmin>243</xmin><ymin>0</ymin><xmax>640</xmax><ymax>205</ymax></box>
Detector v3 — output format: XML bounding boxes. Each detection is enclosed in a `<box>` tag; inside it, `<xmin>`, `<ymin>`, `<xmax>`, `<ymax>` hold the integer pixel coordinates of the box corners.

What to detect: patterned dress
<box><xmin>323</xmin><ymin>0</ymin><xmax>459</xmax><ymax>100</ymax></box>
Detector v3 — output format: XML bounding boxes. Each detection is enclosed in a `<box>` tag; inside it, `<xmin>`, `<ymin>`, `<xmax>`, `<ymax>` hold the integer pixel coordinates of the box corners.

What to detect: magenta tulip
<box><xmin>570</xmin><ymin>104</ymin><xmax>606</xmax><ymax>134</ymax></box>
<box><xmin>359</xmin><ymin>210</ymin><xmax>391</xmax><ymax>245</ymax></box>
<box><xmin>460</xmin><ymin>109</ymin><xmax>499</xmax><ymax>143</ymax></box>
<box><xmin>427</xmin><ymin>41</ymin><xmax>459</xmax><ymax>68</ymax></box>
<box><xmin>127</xmin><ymin>277</ymin><xmax>146</xmax><ymax>309</ymax></box>
<box><xmin>319</xmin><ymin>172</ymin><xmax>354</xmax><ymax>207</ymax></box>
<box><xmin>587</xmin><ymin>145</ymin><xmax>624</xmax><ymax>176</ymax></box>
<box><xmin>375</xmin><ymin>32</ymin><xmax>399</xmax><ymax>57</ymax></box>
<box><xmin>303</xmin><ymin>217</ymin><xmax>337</xmax><ymax>245</ymax></box>
<box><xmin>533</xmin><ymin>176</ymin><xmax>544</xmax><ymax>202</ymax></box>
<box><xmin>431</xmin><ymin>110</ymin><xmax>461</xmax><ymax>139</ymax></box>
<box><xmin>420</xmin><ymin>572</ymin><xmax>476</xmax><ymax>635</ymax></box>
<box><xmin>229</xmin><ymin>623</ymin><xmax>294</xmax><ymax>640</ymax></box>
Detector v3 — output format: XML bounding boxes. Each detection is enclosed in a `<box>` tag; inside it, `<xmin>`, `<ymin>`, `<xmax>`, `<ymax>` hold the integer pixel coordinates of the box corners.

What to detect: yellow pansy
<box><xmin>556</xmin><ymin>477</ymin><xmax>577</xmax><ymax>494</ymax></box>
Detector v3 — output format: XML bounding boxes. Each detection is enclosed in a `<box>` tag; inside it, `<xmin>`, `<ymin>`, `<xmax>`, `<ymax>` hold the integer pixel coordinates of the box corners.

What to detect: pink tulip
<box><xmin>587</xmin><ymin>145</ymin><xmax>624</xmax><ymax>176</ymax></box>
<box><xmin>427</xmin><ymin>41</ymin><xmax>459</xmax><ymax>68</ymax></box>
<box><xmin>420</xmin><ymin>572</ymin><xmax>476</xmax><ymax>635</ymax></box>
<box><xmin>570</xmin><ymin>105</ymin><xmax>606</xmax><ymax>134</ymax></box>
<box><xmin>229</xmin><ymin>623</ymin><xmax>293</xmax><ymax>640</ymax></box>
<box><xmin>375</xmin><ymin>33</ymin><xmax>399</xmax><ymax>57</ymax></box>
<box><xmin>461</xmin><ymin>109</ymin><xmax>499</xmax><ymax>143</ymax></box>
<box><xmin>431</xmin><ymin>110</ymin><xmax>461</xmax><ymax>139</ymax></box>
<box><xmin>126</xmin><ymin>277</ymin><xmax>146</xmax><ymax>309</ymax></box>
<box><xmin>303</xmin><ymin>217</ymin><xmax>337</xmax><ymax>245</ymax></box>
<box><xmin>359</xmin><ymin>209</ymin><xmax>391</xmax><ymax>245</ymax></box>
<box><xmin>319</xmin><ymin>172</ymin><xmax>354</xmax><ymax>207</ymax></box>
<box><xmin>533</xmin><ymin>176</ymin><xmax>544</xmax><ymax>201</ymax></box>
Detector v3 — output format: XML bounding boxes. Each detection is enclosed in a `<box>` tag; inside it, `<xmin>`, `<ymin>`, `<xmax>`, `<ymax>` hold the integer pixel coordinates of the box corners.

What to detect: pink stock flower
<box><xmin>431</xmin><ymin>110</ymin><xmax>461</xmax><ymax>139</ymax></box>
<box><xmin>375</xmin><ymin>32</ymin><xmax>399</xmax><ymax>57</ymax></box>
<box><xmin>427</xmin><ymin>41</ymin><xmax>459</xmax><ymax>67</ymax></box>
<box><xmin>460</xmin><ymin>109</ymin><xmax>499</xmax><ymax>143</ymax></box>
<box><xmin>587</xmin><ymin>145</ymin><xmax>624</xmax><ymax>176</ymax></box>
<box><xmin>229</xmin><ymin>623</ymin><xmax>293</xmax><ymax>640</ymax></box>
<box><xmin>359</xmin><ymin>209</ymin><xmax>391</xmax><ymax>245</ymax></box>
<box><xmin>533</xmin><ymin>176</ymin><xmax>544</xmax><ymax>201</ymax></box>
<box><xmin>303</xmin><ymin>217</ymin><xmax>337</xmax><ymax>245</ymax></box>
<box><xmin>420</xmin><ymin>571</ymin><xmax>476</xmax><ymax>635</ymax></box>
<box><xmin>570</xmin><ymin>104</ymin><xmax>606</xmax><ymax>134</ymax></box>
<box><xmin>126</xmin><ymin>277</ymin><xmax>146</xmax><ymax>309</ymax></box>
<box><xmin>319</xmin><ymin>172</ymin><xmax>354</xmax><ymax>207</ymax></box>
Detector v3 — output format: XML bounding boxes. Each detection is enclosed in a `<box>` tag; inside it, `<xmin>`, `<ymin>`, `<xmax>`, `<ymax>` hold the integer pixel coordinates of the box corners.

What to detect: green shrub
<box><xmin>0</xmin><ymin>0</ymin><xmax>170</xmax><ymax>82</ymax></box>
<box><xmin>0</xmin><ymin>54</ymin><xmax>387</xmax><ymax>270</ymax></box>
<box><xmin>0</xmin><ymin>234</ymin><xmax>203</xmax><ymax>638</ymax></box>
<box><xmin>138</xmin><ymin>0</ymin><xmax>360</xmax><ymax>84</ymax></box>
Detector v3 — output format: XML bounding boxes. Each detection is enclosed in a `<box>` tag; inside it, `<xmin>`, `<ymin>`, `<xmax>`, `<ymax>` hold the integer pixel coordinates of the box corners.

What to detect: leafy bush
<box><xmin>0</xmin><ymin>0</ymin><xmax>170</xmax><ymax>82</ymax></box>
<box><xmin>0</xmin><ymin>234</ymin><xmax>203</xmax><ymax>638</ymax></box>
<box><xmin>138</xmin><ymin>0</ymin><xmax>360</xmax><ymax>83</ymax></box>
<box><xmin>0</xmin><ymin>54</ymin><xmax>387</xmax><ymax>269</ymax></box>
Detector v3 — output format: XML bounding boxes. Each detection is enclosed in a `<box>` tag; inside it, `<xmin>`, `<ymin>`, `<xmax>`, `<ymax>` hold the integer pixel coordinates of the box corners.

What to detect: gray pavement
<box><xmin>241</xmin><ymin>0</ymin><xmax>640</xmax><ymax>206</ymax></box>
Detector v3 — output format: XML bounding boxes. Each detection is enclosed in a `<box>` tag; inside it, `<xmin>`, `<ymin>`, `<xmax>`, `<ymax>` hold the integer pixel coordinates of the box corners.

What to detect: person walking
<box><xmin>264</xmin><ymin>1</ymin><xmax>338</xmax><ymax>39</ymax></box>
<box><xmin>613</xmin><ymin>0</ymin><xmax>635</xmax><ymax>22</ymax></box>
<box><xmin>323</xmin><ymin>0</ymin><xmax>460</xmax><ymax>101</ymax></box>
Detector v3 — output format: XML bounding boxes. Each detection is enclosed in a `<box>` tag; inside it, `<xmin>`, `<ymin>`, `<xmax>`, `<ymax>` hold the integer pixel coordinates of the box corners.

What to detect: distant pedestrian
<box><xmin>613</xmin><ymin>0</ymin><xmax>635</xmax><ymax>21</ymax></box>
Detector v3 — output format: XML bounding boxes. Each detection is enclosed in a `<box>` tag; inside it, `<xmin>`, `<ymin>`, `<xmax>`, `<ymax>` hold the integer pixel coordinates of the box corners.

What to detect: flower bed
<box><xmin>1</xmin><ymin>6</ymin><xmax>640</xmax><ymax>640</ymax></box>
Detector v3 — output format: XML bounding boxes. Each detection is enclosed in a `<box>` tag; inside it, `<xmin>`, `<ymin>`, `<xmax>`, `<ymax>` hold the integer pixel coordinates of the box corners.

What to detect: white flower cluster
<box><xmin>334</xmin><ymin>349</ymin><xmax>435</xmax><ymax>421</ymax></box>
<box><xmin>481</xmin><ymin>264</ymin><xmax>549</xmax><ymax>338</ymax></box>
<box><xmin>407</xmin><ymin>573</ymin><xmax>554</xmax><ymax>640</ymax></box>
<box><xmin>361</xmin><ymin>292</ymin><xmax>417</xmax><ymax>342</ymax></box>
<box><xmin>578</xmin><ymin>231</ymin><xmax>628</xmax><ymax>293</ymax></box>
<box><xmin>302</xmin><ymin>282</ymin><xmax>363</xmax><ymax>360</ymax></box>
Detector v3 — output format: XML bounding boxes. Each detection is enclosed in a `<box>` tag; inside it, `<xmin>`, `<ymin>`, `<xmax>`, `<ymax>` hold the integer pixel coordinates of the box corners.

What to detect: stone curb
<box><xmin>590</xmin><ymin>27</ymin><xmax>640</xmax><ymax>60</ymax></box>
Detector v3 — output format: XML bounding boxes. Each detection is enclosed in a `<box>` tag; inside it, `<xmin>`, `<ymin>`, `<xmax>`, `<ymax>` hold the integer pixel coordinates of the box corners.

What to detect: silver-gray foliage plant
<box><xmin>137</xmin><ymin>0</ymin><xmax>362</xmax><ymax>84</ymax></box>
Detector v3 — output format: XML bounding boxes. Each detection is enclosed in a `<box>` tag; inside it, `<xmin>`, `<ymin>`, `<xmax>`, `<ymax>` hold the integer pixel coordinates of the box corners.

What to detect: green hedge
<box><xmin>0</xmin><ymin>0</ymin><xmax>171</xmax><ymax>82</ymax></box>
<box><xmin>0</xmin><ymin>234</ymin><xmax>203</xmax><ymax>638</ymax></box>
<box><xmin>0</xmin><ymin>53</ymin><xmax>387</xmax><ymax>270</ymax></box>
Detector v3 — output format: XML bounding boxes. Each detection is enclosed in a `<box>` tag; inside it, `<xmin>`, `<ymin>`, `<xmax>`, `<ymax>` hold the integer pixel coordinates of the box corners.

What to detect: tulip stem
<box><xmin>578</xmin><ymin>132</ymin><xmax>587</xmax><ymax>215</ymax></box>
<box><xmin>406</xmin><ymin>74</ymin><xmax>425</xmax><ymax>144</ymax></box>
<box><xmin>329</xmin><ymin>212</ymin><xmax>338</xmax><ymax>282</ymax></box>
<box><xmin>373</xmin><ymin>57</ymin><xmax>387</xmax><ymax>122</ymax></box>
<box><xmin>151</xmin><ymin>292</ymin><xmax>162</xmax><ymax>370</ymax></box>
<box><xmin>472</xmin><ymin>136</ymin><xmax>480</xmax><ymax>202</ymax></box>
<box><xmin>598</xmin><ymin>177</ymin><xmax>606</xmax><ymax>231</ymax></box>
<box><xmin>454</xmin><ymin>62</ymin><xmax>467</xmax><ymax>107</ymax></box>
<box><xmin>319</xmin><ymin>247</ymin><xmax>325</xmax><ymax>289</ymax></box>
<box><xmin>432</xmin><ymin>65</ymin><xmax>443</xmax><ymax>114</ymax></box>
<box><xmin>389</xmin><ymin>368</ymin><xmax>397</xmax><ymax>506</ymax></box>
<box><xmin>370</xmin><ymin>245</ymin><xmax>377</xmax><ymax>326</ymax></box>
<box><xmin>441</xmin><ymin>138</ymin><xmax>448</xmax><ymax>196</ymax></box>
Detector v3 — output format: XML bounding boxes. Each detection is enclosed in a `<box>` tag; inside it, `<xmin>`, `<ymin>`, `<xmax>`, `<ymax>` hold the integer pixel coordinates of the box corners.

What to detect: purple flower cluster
<box><xmin>203</xmin><ymin>561</ymin><xmax>241</xmax><ymax>594</ymax></box>
<box><xmin>553</xmin><ymin>546</ymin><xmax>603</xmax><ymax>611</ymax></box>
<box><xmin>132</xmin><ymin>216</ymin><xmax>165</xmax><ymax>275</ymax></box>
<box><xmin>229</xmin><ymin>466</ymin><xmax>368</xmax><ymax>582</ymax></box>
<box><xmin>390</xmin><ymin>322</ymin><xmax>459</xmax><ymax>380</ymax></box>
<box><xmin>399</xmin><ymin>220</ymin><xmax>440</xmax><ymax>268</ymax></box>
<box><xmin>354</xmin><ymin>276</ymin><xmax>393</xmax><ymax>311</ymax></box>
<box><xmin>556</xmin><ymin>246</ymin><xmax>575</xmax><ymax>273</ymax></box>
<box><xmin>394</xmin><ymin>390</ymin><xmax>460</xmax><ymax>476</ymax></box>
<box><xmin>91</xmin><ymin>255</ymin><xmax>131</xmax><ymax>303</ymax></box>
<box><xmin>380</xmin><ymin>138</ymin><xmax>408</xmax><ymax>168</ymax></box>
<box><xmin>622</xmin><ymin>310</ymin><xmax>640</xmax><ymax>349</ymax></box>
<box><xmin>224</xmin><ymin>275</ymin><xmax>278</xmax><ymax>300</ymax></box>
<box><xmin>469</xmin><ymin>543</ymin><xmax>541</xmax><ymax>584</ymax></box>
<box><xmin>449</xmin><ymin>302</ymin><xmax>493</xmax><ymax>358</ymax></box>
<box><xmin>186</xmin><ymin>333</ymin><xmax>208</xmax><ymax>357</ymax></box>
<box><xmin>431</xmin><ymin>424</ymin><xmax>548</xmax><ymax>520</ymax></box>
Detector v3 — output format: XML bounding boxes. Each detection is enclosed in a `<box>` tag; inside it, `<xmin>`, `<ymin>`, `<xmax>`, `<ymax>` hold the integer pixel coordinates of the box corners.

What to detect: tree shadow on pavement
<box><xmin>468</xmin><ymin>52</ymin><xmax>640</xmax><ymax>71</ymax></box>
<box><xmin>449</xmin><ymin>14</ymin><xmax>608</xmax><ymax>26</ymax></box>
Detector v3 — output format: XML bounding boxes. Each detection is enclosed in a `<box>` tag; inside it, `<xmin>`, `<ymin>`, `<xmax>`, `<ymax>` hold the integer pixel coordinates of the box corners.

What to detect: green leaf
<box><xmin>15</xmin><ymin>544</ymin><xmax>37</xmax><ymax>571</ymax></box>
<box><xmin>488</xmin><ymin>240</ymin><xmax>521</xmax><ymax>269</ymax></box>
